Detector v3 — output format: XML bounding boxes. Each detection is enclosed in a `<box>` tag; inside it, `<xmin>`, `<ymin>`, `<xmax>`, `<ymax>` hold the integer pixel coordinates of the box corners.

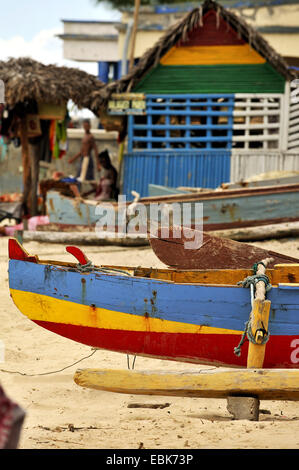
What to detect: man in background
<box><xmin>68</xmin><ymin>119</ymin><xmax>98</xmax><ymax>182</ymax></box>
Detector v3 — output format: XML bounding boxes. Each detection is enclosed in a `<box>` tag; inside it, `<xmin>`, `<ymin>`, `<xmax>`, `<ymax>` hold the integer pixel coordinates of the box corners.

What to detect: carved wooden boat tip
<box><xmin>8</xmin><ymin>237</ymin><xmax>38</xmax><ymax>263</ymax></box>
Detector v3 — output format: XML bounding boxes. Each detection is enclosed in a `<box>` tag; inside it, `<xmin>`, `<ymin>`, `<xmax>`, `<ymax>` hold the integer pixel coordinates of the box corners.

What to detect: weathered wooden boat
<box><xmin>46</xmin><ymin>181</ymin><xmax>299</xmax><ymax>235</ymax></box>
<box><xmin>46</xmin><ymin>190</ymin><xmax>100</xmax><ymax>227</ymax></box>
<box><xmin>148</xmin><ymin>171</ymin><xmax>299</xmax><ymax>196</ymax></box>
<box><xmin>144</xmin><ymin>182</ymin><xmax>299</xmax><ymax>231</ymax></box>
<box><xmin>8</xmin><ymin>238</ymin><xmax>299</xmax><ymax>369</ymax></box>
<box><xmin>31</xmin><ymin>190</ymin><xmax>147</xmax><ymax>246</ymax></box>
<box><xmin>149</xmin><ymin>227</ymin><xmax>299</xmax><ymax>270</ymax></box>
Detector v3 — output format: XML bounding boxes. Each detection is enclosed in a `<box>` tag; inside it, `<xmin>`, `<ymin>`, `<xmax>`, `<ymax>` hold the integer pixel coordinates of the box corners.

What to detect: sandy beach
<box><xmin>1</xmin><ymin>236</ymin><xmax>299</xmax><ymax>449</ymax></box>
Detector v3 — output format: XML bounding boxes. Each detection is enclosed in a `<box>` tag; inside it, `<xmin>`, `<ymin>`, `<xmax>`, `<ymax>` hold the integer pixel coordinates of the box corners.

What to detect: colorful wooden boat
<box><xmin>149</xmin><ymin>227</ymin><xmax>299</xmax><ymax>270</ymax></box>
<box><xmin>8</xmin><ymin>238</ymin><xmax>299</xmax><ymax>369</ymax></box>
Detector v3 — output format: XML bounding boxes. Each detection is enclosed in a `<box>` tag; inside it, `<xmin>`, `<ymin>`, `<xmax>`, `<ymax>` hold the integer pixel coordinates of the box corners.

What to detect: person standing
<box><xmin>68</xmin><ymin>119</ymin><xmax>98</xmax><ymax>182</ymax></box>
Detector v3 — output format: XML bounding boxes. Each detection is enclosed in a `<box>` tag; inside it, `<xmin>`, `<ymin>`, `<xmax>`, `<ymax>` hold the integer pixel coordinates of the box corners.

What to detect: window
<box><xmin>128</xmin><ymin>94</ymin><xmax>283</xmax><ymax>152</ymax></box>
<box><xmin>232</xmin><ymin>94</ymin><xmax>281</xmax><ymax>150</ymax></box>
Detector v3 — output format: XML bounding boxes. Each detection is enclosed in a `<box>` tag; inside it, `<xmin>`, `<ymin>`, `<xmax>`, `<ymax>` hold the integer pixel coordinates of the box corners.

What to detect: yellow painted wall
<box><xmin>234</xmin><ymin>4</ymin><xmax>299</xmax><ymax>27</ymax></box>
<box><xmin>118</xmin><ymin>29</ymin><xmax>164</xmax><ymax>59</ymax></box>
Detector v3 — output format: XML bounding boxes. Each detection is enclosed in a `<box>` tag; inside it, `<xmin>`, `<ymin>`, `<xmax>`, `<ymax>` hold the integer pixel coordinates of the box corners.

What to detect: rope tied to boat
<box><xmin>76</xmin><ymin>262</ymin><xmax>132</xmax><ymax>277</ymax></box>
<box><xmin>234</xmin><ymin>321</ymin><xmax>250</xmax><ymax>357</ymax></box>
<box><xmin>76</xmin><ymin>260</ymin><xmax>94</xmax><ymax>273</ymax></box>
<box><xmin>234</xmin><ymin>261</ymin><xmax>271</xmax><ymax>357</ymax></box>
<box><xmin>234</xmin><ymin>318</ymin><xmax>270</xmax><ymax>357</ymax></box>
<box><xmin>252</xmin><ymin>261</ymin><xmax>267</xmax><ymax>274</ymax></box>
<box><xmin>237</xmin><ymin>273</ymin><xmax>272</xmax><ymax>294</ymax></box>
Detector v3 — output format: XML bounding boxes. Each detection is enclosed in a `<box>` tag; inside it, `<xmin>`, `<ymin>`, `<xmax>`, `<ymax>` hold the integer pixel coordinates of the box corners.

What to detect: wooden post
<box><xmin>128</xmin><ymin>0</ymin><xmax>141</xmax><ymax>73</ymax></box>
<box><xmin>19</xmin><ymin>116</ymin><xmax>31</xmax><ymax>216</ymax></box>
<box><xmin>227</xmin><ymin>258</ymin><xmax>273</xmax><ymax>420</ymax></box>
<box><xmin>247</xmin><ymin>257</ymin><xmax>273</xmax><ymax>369</ymax></box>
<box><xmin>246</xmin><ymin>299</ymin><xmax>271</xmax><ymax>368</ymax></box>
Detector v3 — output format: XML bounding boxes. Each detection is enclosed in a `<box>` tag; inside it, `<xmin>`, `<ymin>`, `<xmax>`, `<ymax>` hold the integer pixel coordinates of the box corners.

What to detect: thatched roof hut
<box><xmin>0</xmin><ymin>57</ymin><xmax>105</xmax><ymax>113</ymax></box>
<box><xmin>91</xmin><ymin>0</ymin><xmax>295</xmax><ymax>108</ymax></box>
<box><xmin>0</xmin><ymin>57</ymin><xmax>106</xmax><ymax>216</ymax></box>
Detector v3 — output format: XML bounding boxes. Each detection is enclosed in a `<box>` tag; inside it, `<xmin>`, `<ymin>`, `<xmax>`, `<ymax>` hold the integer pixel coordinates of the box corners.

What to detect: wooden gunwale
<box><xmin>136</xmin><ymin>182</ymin><xmax>299</xmax><ymax>205</ymax></box>
<box><xmin>16</xmin><ymin>256</ymin><xmax>299</xmax><ymax>287</ymax></box>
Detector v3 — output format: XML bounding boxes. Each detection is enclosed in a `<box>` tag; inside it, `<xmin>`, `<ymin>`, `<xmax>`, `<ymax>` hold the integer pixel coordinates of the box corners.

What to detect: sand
<box><xmin>1</xmin><ymin>236</ymin><xmax>299</xmax><ymax>449</ymax></box>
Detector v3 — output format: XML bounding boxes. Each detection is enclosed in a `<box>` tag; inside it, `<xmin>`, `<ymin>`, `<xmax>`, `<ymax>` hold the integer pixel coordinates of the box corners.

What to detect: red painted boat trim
<box><xmin>8</xmin><ymin>238</ymin><xmax>38</xmax><ymax>263</ymax></box>
<box><xmin>34</xmin><ymin>320</ymin><xmax>299</xmax><ymax>369</ymax></box>
<box><xmin>66</xmin><ymin>246</ymin><xmax>90</xmax><ymax>265</ymax></box>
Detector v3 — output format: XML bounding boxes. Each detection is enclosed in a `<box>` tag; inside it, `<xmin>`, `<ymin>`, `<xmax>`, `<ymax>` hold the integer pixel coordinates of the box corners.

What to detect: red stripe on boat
<box><xmin>33</xmin><ymin>320</ymin><xmax>299</xmax><ymax>369</ymax></box>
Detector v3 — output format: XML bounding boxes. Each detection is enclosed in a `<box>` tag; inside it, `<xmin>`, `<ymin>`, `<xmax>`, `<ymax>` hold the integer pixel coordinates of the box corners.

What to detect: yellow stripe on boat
<box><xmin>160</xmin><ymin>44</ymin><xmax>266</xmax><ymax>66</ymax></box>
<box><xmin>10</xmin><ymin>288</ymin><xmax>242</xmax><ymax>335</ymax></box>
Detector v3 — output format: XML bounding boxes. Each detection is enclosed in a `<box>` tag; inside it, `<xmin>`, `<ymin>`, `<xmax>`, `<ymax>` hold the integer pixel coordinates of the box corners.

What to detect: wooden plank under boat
<box><xmin>74</xmin><ymin>368</ymin><xmax>299</xmax><ymax>401</ymax></box>
<box><xmin>8</xmin><ymin>238</ymin><xmax>299</xmax><ymax>369</ymax></box>
<box><xmin>149</xmin><ymin>227</ymin><xmax>299</xmax><ymax>270</ymax></box>
<box><xmin>207</xmin><ymin>221</ymin><xmax>299</xmax><ymax>241</ymax></box>
<box><xmin>46</xmin><ymin>182</ymin><xmax>299</xmax><ymax>232</ymax></box>
<box><xmin>22</xmin><ymin>230</ymin><xmax>148</xmax><ymax>246</ymax></box>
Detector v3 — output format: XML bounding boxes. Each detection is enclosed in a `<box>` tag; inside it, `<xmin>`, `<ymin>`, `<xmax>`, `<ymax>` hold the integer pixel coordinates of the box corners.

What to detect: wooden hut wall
<box><xmin>121</xmin><ymin>9</ymin><xmax>293</xmax><ymax>198</ymax></box>
<box><xmin>288</xmin><ymin>81</ymin><xmax>299</xmax><ymax>152</ymax></box>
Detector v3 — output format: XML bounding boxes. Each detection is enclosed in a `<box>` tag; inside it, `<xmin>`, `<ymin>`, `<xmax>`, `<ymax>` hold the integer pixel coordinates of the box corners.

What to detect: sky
<box><xmin>0</xmin><ymin>0</ymin><xmax>121</xmax><ymax>75</ymax></box>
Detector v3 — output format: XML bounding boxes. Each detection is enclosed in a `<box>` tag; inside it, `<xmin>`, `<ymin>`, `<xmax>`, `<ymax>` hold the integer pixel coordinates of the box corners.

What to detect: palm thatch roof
<box><xmin>0</xmin><ymin>57</ymin><xmax>106</xmax><ymax>113</ymax></box>
<box><xmin>91</xmin><ymin>0</ymin><xmax>295</xmax><ymax>107</ymax></box>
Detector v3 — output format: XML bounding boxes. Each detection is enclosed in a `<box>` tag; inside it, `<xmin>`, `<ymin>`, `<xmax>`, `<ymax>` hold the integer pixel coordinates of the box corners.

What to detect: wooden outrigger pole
<box><xmin>74</xmin><ymin>368</ymin><xmax>299</xmax><ymax>402</ymax></box>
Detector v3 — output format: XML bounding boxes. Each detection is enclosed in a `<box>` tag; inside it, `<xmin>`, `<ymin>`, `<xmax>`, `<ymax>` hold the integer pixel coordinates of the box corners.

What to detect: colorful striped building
<box><xmin>104</xmin><ymin>0</ymin><xmax>299</xmax><ymax>198</ymax></box>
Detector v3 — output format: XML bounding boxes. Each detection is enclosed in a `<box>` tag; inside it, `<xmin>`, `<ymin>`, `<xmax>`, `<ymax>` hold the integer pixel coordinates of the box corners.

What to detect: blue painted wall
<box><xmin>98</xmin><ymin>61</ymin><xmax>124</xmax><ymax>83</ymax></box>
<box><xmin>122</xmin><ymin>93</ymin><xmax>233</xmax><ymax>198</ymax></box>
<box><xmin>122</xmin><ymin>151</ymin><xmax>231</xmax><ymax>199</ymax></box>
